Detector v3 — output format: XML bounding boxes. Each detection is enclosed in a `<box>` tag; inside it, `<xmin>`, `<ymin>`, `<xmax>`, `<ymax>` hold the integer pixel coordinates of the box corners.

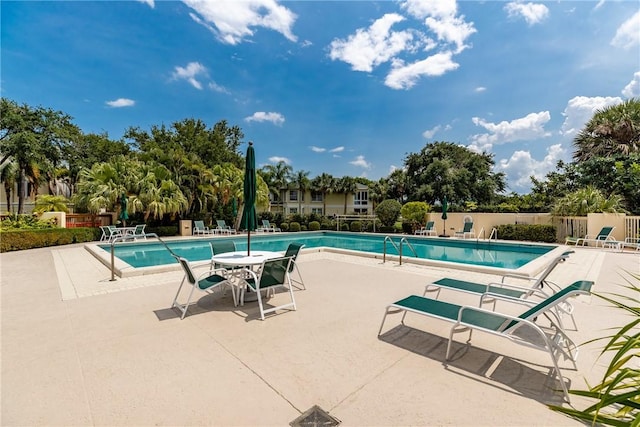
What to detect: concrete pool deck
<box><xmin>1</xmin><ymin>241</ymin><xmax>639</xmax><ymax>426</ymax></box>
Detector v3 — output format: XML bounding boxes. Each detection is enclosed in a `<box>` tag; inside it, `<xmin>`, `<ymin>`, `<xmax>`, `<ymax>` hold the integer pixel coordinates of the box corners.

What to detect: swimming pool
<box><xmin>96</xmin><ymin>231</ymin><xmax>556</xmax><ymax>272</ymax></box>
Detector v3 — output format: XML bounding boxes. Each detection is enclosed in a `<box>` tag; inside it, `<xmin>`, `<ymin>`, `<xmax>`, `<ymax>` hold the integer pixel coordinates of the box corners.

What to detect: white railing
<box><xmin>625</xmin><ymin>216</ymin><xmax>640</xmax><ymax>239</ymax></box>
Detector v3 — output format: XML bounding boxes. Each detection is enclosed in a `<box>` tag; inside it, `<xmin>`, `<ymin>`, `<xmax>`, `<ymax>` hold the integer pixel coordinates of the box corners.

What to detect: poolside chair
<box><xmin>193</xmin><ymin>220</ymin><xmax>212</xmax><ymax>236</ymax></box>
<box><xmin>215</xmin><ymin>219</ymin><xmax>236</xmax><ymax>235</ymax></box>
<box><xmin>171</xmin><ymin>255</ymin><xmax>236</xmax><ymax>319</ymax></box>
<box><xmin>130</xmin><ymin>224</ymin><xmax>146</xmax><ymax>241</ymax></box>
<box><xmin>454</xmin><ymin>221</ymin><xmax>474</xmax><ymax>238</ymax></box>
<box><xmin>237</xmin><ymin>256</ymin><xmax>296</xmax><ymax>320</ymax></box>
<box><xmin>284</xmin><ymin>242</ymin><xmax>306</xmax><ymax>290</ymax></box>
<box><xmin>379</xmin><ymin>279</ymin><xmax>594</xmax><ymax>402</ymax></box>
<box><xmin>209</xmin><ymin>240</ymin><xmax>237</xmax><ymax>270</ymax></box>
<box><xmin>574</xmin><ymin>226</ymin><xmax>616</xmax><ymax>248</ymax></box>
<box><xmin>105</xmin><ymin>225</ymin><xmax>123</xmax><ymax>242</ymax></box>
<box><xmin>424</xmin><ymin>250</ymin><xmax>577</xmax><ymax>329</ymax></box>
<box><xmin>414</xmin><ymin>221</ymin><xmax>437</xmax><ymax>236</ymax></box>
<box><xmin>99</xmin><ymin>225</ymin><xmax>110</xmax><ymax>242</ymax></box>
<box><xmin>259</xmin><ymin>219</ymin><xmax>281</xmax><ymax>232</ymax></box>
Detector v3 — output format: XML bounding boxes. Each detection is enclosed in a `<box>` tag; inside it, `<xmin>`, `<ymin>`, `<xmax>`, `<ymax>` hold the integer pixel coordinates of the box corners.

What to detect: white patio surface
<box><xmin>1</xmin><ymin>241</ymin><xmax>638</xmax><ymax>426</ymax></box>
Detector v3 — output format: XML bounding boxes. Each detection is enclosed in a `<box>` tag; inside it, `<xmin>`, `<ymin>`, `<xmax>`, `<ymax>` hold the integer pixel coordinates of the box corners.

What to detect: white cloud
<box><xmin>469</xmin><ymin>111</ymin><xmax>551</xmax><ymax>152</ymax></box>
<box><xmin>611</xmin><ymin>10</ymin><xmax>640</xmax><ymax>49</ymax></box>
<box><xmin>560</xmin><ymin>96</ymin><xmax>622</xmax><ymax>136</ymax></box>
<box><xmin>136</xmin><ymin>0</ymin><xmax>154</xmax><ymax>8</ymax></box>
<box><xmin>329</xmin><ymin>146</ymin><xmax>345</xmax><ymax>153</ymax></box>
<box><xmin>208</xmin><ymin>81</ymin><xmax>229</xmax><ymax>94</ymax></box>
<box><xmin>182</xmin><ymin>0</ymin><xmax>297</xmax><ymax>45</ymax></box>
<box><xmin>349</xmin><ymin>155</ymin><xmax>372</xmax><ymax>169</ymax></box>
<box><xmin>105</xmin><ymin>98</ymin><xmax>135</xmax><ymax>108</ymax></box>
<box><xmin>244</xmin><ymin>111</ymin><xmax>285</xmax><ymax>125</ymax></box>
<box><xmin>475</xmin><ymin>86</ymin><xmax>486</xmax><ymax>93</ymax></box>
<box><xmin>171</xmin><ymin>62</ymin><xmax>207</xmax><ymax>90</ymax></box>
<box><xmin>385</xmin><ymin>51</ymin><xmax>459</xmax><ymax>90</ymax></box>
<box><xmin>504</xmin><ymin>2</ymin><xmax>550</xmax><ymax>26</ymax></box>
<box><xmin>401</xmin><ymin>0</ymin><xmax>458</xmax><ymax>20</ymax></box>
<box><xmin>422</xmin><ymin>125</ymin><xmax>441</xmax><ymax>139</ymax></box>
<box><xmin>622</xmin><ymin>71</ymin><xmax>640</xmax><ymax>98</ymax></box>
<box><xmin>496</xmin><ymin>144</ymin><xmax>567</xmax><ymax>192</ymax></box>
<box><xmin>328</xmin><ymin>14</ymin><xmax>415</xmax><ymax>73</ymax></box>
<box><xmin>310</xmin><ymin>146</ymin><xmax>326</xmax><ymax>153</ymax></box>
<box><xmin>268</xmin><ymin>156</ymin><xmax>290</xmax><ymax>164</ymax></box>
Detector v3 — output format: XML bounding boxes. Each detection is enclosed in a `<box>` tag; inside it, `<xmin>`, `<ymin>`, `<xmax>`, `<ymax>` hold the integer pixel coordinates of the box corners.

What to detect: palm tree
<box><xmin>550</xmin><ymin>186</ymin><xmax>627</xmax><ymax>216</ymax></box>
<box><xmin>262</xmin><ymin>161</ymin><xmax>292</xmax><ymax>213</ymax></box>
<box><xmin>368</xmin><ymin>179</ymin><xmax>388</xmax><ymax>210</ymax></box>
<box><xmin>291</xmin><ymin>170</ymin><xmax>310</xmax><ymax>213</ymax></box>
<box><xmin>311</xmin><ymin>172</ymin><xmax>335</xmax><ymax>216</ymax></box>
<box><xmin>34</xmin><ymin>195</ymin><xmax>70</xmax><ymax>213</ymax></box>
<box><xmin>573</xmin><ymin>98</ymin><xmax>640</xmax><ymax>162</ymax></box>
<box><xmin>0</xmin><ymin>160</ymin><xmax>17</xmax><ymax>213</ymax></box>
<box><xmin>336</xmin><ymin>176</ymin><xmax>357</xmax><ymax>214</ymax></box>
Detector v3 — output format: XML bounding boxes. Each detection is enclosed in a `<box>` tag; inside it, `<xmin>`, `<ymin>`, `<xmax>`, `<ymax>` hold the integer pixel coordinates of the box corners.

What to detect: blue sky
<box><xmin>2</xmin><ymin>0</ymin><xmax>639</xmax><ymax>193</ymax></box>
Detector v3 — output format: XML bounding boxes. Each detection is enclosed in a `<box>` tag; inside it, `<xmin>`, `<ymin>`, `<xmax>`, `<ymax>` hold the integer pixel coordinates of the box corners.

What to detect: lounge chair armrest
<box><xmin>500</xmin><ymin>273</ymin><xmax>536</xmax><ymax>283</ymax></box>
<box><xmin>486</xmin><ymin>281</ymin><xmax>551</xmax><ymax>297</ymax></box>
<box><xmin>480</xmin><ymin>291</ymin><xmax>546</xmax><ymax>307</ymax></box>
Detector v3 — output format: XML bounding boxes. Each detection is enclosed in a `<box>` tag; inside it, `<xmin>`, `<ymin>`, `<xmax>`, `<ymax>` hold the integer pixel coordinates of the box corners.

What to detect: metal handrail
<box><xmin>383</xmin><ymin>236</ymin><xmax>417</xmax><ymax>265</ymax></box>
<box><xmin>489</xmin><ymin>227</ymin><xmax>498</xmax><ymax>240</ymax></box>
<box><xmin>110</xmin><ymin>233</ymin><xmax>176</xmax><ymax>281</ymax></box>
<box><xmin>476</xmin><ymin>227</ymin><xmax>485</xmax><ymax>243</ymax></box>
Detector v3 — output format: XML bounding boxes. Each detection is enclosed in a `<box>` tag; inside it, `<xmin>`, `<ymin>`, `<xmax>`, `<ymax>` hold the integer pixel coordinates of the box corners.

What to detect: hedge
<box><xmin>308</xmin><ymin>221</ymin><xmax>321</xmax><ymax>231</ymax></box>
<box><xmin>496</xmin><ymin>224</ymin><xmax>557</xmax><ymax>243</ymax></box>
<box><xmin>0</xmin><ymin>227</ymin><xmax>102</xmax><ymax>252</ymax></box>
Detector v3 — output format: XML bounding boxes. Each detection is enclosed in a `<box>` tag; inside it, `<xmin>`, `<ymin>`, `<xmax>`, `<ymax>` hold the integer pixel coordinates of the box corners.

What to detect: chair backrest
<box><xmin>284</xmin><ymin>242</ymin><xmax>304</xmax><ymax>272</ymax></box>
<box><xmin>463</xmin><ymin>222</ymin><xmax>473</xmax><ymax>232</ymax></box>
<box><xmin>503</xmin><ymin>280</ymin><xmax>593</xmax><ymax>331</ymax></box>
<box><xmin>194</xmin><ymin>220</ymin><xmax>205</xmax><ymax>229</ymax></box>
<box><xmin>173</xmin><ymin>255</ymin><xmax>196</xmax><ymax>285</ymax></box>
<box><xmin>210</xmin><ymin>240</ymin><xmax>236</xmax><ymax>255</ymax></box>
<box><xmin>258</xmin><ymin>257</ymin><xmax>292</xmax><ymax>289</ymax></box>
<box><xmin>133</xmin><ymin>224</ymin><xmax>145</xmax><ymax>235</ymax></box>
<box><xmin>426</xmin><ymin>221</ymin><xmax>434</xmax><ymax>230</ymax></box>
<box><xmin>262</xmin><ymin>219</ymin><xmax>269</xmax><ymax>227</ymax></box>
<box><xmin>531</xmin><ymin>250</ymin><xmax>573</xmax><ymax>287</ymax></box>
<box><xmin>597</xmin><ymin>226</ymin><xmax>614</xmax><ymax>238</ymax></box>
<box><xmin>216</xmin><ymin>220</ymin><xmax>226</xmax><ymax>228</ymax></box>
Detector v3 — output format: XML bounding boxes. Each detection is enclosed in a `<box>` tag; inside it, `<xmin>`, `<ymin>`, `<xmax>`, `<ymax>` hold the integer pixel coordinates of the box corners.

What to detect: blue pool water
<box><xmin>100</xmin><ymin>231</ymin><xmax>555</xmax><ymax>269</ymax></box>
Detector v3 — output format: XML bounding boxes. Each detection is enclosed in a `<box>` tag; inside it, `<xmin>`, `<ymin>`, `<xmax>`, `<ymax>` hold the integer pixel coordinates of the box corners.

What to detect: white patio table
<box><xmin>210</xmin><ymin>250</ymin><xmax>283</xmax><ymax>303</ymax></box>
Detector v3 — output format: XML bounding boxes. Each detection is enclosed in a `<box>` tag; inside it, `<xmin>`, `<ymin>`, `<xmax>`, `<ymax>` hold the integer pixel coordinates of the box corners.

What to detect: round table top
<box><xmin>210</xmin><ymin>250</ymin><xmax>283</xmax><ymax>266</ymax></box>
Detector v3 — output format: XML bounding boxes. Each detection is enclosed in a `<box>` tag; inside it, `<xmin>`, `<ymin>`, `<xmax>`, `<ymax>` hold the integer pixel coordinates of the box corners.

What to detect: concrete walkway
<box><xmin>1</xmin><ymin>242</ymin><xmax>638</xmax><ymax>426</ymax></box>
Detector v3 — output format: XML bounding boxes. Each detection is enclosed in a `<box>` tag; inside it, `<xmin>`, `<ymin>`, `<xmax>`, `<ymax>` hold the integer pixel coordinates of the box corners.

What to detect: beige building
<box><xmin>268</xmin><ymin>183</ymin><xmax>370</xmax><ymax>217</ymax></box>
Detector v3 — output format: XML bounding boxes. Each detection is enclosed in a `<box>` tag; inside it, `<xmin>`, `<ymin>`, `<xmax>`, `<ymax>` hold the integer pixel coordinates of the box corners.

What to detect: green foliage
<box><xmin>34</xmin><ymin>194</ymin><xmax>70</xmax><ymax>213</ymax></box>
<box><xmin>289</xmin><ymin>222</ymin><xmax>300</xmax><ymax>232</ymax></box>
<box><xmin>145</xmin><ymin>225</ymin><xmax>178</xmax><ymax>237</ymax></box>
<box><xmin>0</xmin><ymin>227</ymin><xmax>100</xmax><ymax>252</ymax></box>
<box><xmin>350</xmin><ymin>221</ymin><xmax>362</xmax><ymax>232</ymax></box>
<box><xmin>1</xmin><ymin>213</ymin><xmax>58</xmax><ymax>230</ymax></box>
<box><xmin>375</xmin><ymin>199</ymin><xmax>402</xmax><ymax>227</ymax></box>
<box><xmin>404</xmin><ymin>141</ymin><xmax>506</xmax><ymax>205</ymax></box>
<box><xmin>496</xmin><ymin>224</ymin><xmax>557</xmax><ymax>243</ymax></box>
<box><xmin>400</xmin><ymin>201</ymin><xmax>430</xmax><ymax>229</ymax></box>
<box><xmin>320</xmin><ymin>219</ymin><xmax>334</xmax><ymax>230</ymax></box>
<box><xmin>378</xmin><ymin>225</ymin><xmax>396</xmax><ymax>233</ymax></box>
<box><xmin>279</xmin><ymin>222</ymin><xmax>289</xmax><ymax>232</ymax></box>
<box><xmin>340</xmin><ymin>222</ymin><xmax>349</xmax><ymax>231</ymax></box>
<box><xmin>551</xmin><ymin>186</ymin><xmax>627</xmax><ymax>216</ymax></box>
<box><xmin>308</xmin><ymin>221</ymin><xmax>320</xmax><ymax>231</ymax></box>
<box><xmin>549</xmin><ymin>272</ymin><xmax>640</xmax><ymax>425</ymax></box>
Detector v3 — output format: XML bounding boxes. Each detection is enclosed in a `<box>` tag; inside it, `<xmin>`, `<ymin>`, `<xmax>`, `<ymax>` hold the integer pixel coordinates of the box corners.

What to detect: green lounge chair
<box><xmin>454</xmin><ymin>221</ymin><xmax>474</xmax><ymax>238</ymax></box>
<box><xmin>171</xmin><ymin>255</ymin><xmax>236</xmax><ymax>319</ymax></box>
<box><xmin>215</xmin><ymin>219</ymin><xmax>236</xmax><ymax>234</ymax></box>
<box><xmin>424</xmin><ymin>250</ymin><xmax>576</xmax><ymax>328</ymax></box>
<box><xmin>575</xmin><ymin>226</ymin><xmax>616</xmax><ymax>247</ymax></box>
<box><xmin>237</xmin><ymin>256</ymin><xmax>296</xmax><ymax>320</ymax></box>
<box><xmin>258</xmin><ymin>219</ymin><xmax>281</xmax><ymax>232</ymax></box>
<box><xmin>284</xmin><ymin>242</ymin><xmax>306</xmax><ymax>290</ymax></box>
<box><xmin>414</xmin><ymin>221</ymin><xmax>436</xmax><ymax>236</ymax></box>
<box><xmin>193</xmin><ymin>220</ymin><xmax>212</xmax><ymax>235</ymax></box>
<box><xmin>378</xmin><ymin>280</ymin><xmax>594</xmax><ymax>402</ymax></box>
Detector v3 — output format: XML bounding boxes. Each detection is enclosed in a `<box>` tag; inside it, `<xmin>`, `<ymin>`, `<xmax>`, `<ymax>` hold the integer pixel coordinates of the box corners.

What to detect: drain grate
<box><xmin>290</xmin><ymin>405</ymin><xmax>341</xmax><ymax>427</ymax></box>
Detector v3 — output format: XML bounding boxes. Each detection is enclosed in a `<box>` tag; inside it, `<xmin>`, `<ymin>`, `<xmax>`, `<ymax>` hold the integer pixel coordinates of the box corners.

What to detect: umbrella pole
<box><xmin>247</xmin><ymin>230</ymin><xmax>251</xmax><ymax>256</ymax></box>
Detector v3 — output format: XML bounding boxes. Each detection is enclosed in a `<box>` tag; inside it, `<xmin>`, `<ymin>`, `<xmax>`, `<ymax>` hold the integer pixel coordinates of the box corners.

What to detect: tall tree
<box><xmin>0</xmin><ymin>98</ymin><xmax>79</xmax><ymax>213</ymax></box>
<box><xmin>261</xmin><ymin>161</ymin><xmax>292</xmax><ymax>211</ymax></box>
<box><xmin>291</xmin><ymin>170</ymin><xmax>310</xmax><ymax>213</ymax></box>
<box><xmin>311</xmin><ymin>172</ymin><xmax>335</xmax><ymax>216</ymax></box>
<box><xmin>573</xmin><ymin>98</ymin><xmax>640</xmax><ymax>162</ymax></box>
<box><xmin>65</xmin><ymin>132</ymin><xmax>130</xmax><ymax>185</ymax></box>
<box><xmin>336</xmin><ymin>175</ymin><xmax>357</xmax><ymax>214</ymax></box>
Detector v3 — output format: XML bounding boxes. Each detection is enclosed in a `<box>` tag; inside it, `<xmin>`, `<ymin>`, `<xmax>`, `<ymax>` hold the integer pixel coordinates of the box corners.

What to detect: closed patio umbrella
<box><xmin>240</xmin><ymin>142</ymin><xmax>258</xmax><ymax>255</ymax></box>
<box><xmin>119</xmin><ymin>193</ymin><xmax>129</xmax><ymax>227</ymax></box>
<box><xmin>441</xmin><ymin>196</ymin><xmax>448</xmax><ymax>237</ymax></box>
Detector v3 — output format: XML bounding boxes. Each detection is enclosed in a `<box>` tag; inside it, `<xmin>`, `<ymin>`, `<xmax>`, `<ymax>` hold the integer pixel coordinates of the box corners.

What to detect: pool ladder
<box><xmin>477</xmin><ymin>227</ymin><xmax>498</xmax><ymax>243</ymax></box>
<box><xmin>110</xmin><ymin>232</ymin><xmax>176</xmax><ymax>281</ymax></box>
<box><xmin>383</xmin><ymin>236</ymin><xmax>418</xmax><ymax>265</ymax></box>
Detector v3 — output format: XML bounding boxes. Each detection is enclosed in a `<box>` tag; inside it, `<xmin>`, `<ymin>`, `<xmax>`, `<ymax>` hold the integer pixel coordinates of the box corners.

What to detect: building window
<box><xmin>311</xmin><ymin>208</ymin><xmax>323</xmax><ymax>215</ymax></box>
<box><xmin>354</xmin><ymin>191</ymin><xmax>368</xmax><ymax>206</ymax></box>
<box><xmin>289</xmin><ymin>190</ymin><xmax>298</xmax><ymax>201</ymax></box>
<box><xmin>354</xmin><ymin>208</ymin><xmax>368</xmax><ymax>214</ymax></box>
<box><xmin>289</xmin><ymin>207</ymin><xmax>298</xmax><ymax>214</ymax></box>
<box><xmin>311</xmin><ymin>191</ymin><xmax>323</xmax><ymax>202</ymax></box>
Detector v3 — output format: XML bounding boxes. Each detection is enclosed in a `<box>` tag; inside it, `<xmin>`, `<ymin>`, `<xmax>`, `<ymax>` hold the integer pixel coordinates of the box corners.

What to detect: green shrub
<box><xmin>145</xmin><ymin>225</ymin><xmax>178</xmax><ymax>237</ymax></box>
<box><xmin>0</xmin><ymin>227</ymin><xmax>101</xmax><ymax>252</ymax></box>
<box><xmin>1</xmin><ymin>213</ymin><xmax>57</xmax><ymax>230</ymax></box>
<box><xmin>289</xmin><ymin>222</ymin><xmax>301</xmax><ymax>232</ymax></box>
<box><xmin>320</xmin><ymin>220</ymin><xmax>334</xmax><ymax>230</ymax></box>
<box><xmin>280</xmin><ymin>222</ymin><xmax>289</xmax><ymax>232</ymax></box>
<box><xmin>375</xmin><ymin>199</ymin><xmax>402</xmax><ymax>227</ymax></box>
<box><xmin>300</xmin><ymin>224</ymin><xmax>307</xmax><ymax>231</ymax></box>
<box><xmin>308</xmin><ymin>221</ymin><xmax>321</xmax><ymax>231</ymax></box>
<box><xmin>378</xmin><ymin>225</ymin><xmax>395</xmax><ymax>233</ymax></box>
<box><xmin>400</xmin><ymin>201</ymin><xmax>430</xmax><ymax>230</ymax></box>
<box><xmin>350</xmin><ymin>221</ymin><xmax>361</xmax><ymax>232</ymax></box>
<box><xmin>340</xmin><ymin>223</ymin><xmax>349</xmax><ymax>231</ymax></box>
<box><xmin>401</xmin><ymin>221</ymin><xmax>413</xmax><ymax>234</ymax></box>
<box><xmin>496</xmin><ymin>224</ymin><xmax>557</xmax><ymax>243</ymax></box>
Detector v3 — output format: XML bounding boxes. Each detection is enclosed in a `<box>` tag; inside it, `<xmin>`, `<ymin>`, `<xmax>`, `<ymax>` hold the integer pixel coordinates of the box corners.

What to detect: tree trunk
<box><xmin>17</xmin><ymin>168</ymin><xmax>25</xmax><ymax>214</ymax></box>
<box><xmin>4</xmin><ymin>183</ymin><xmax>11</xmax><ymax>213</ymax></box>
